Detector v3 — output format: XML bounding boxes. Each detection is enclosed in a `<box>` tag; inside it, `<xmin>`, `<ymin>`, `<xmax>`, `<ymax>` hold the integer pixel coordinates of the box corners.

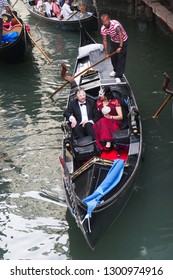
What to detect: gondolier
<box><xmin>0</xmin><ymin>0</ymin><xmax>12</xmax><ymax>45</ymax></box>
<box><xmin>101</xmin><ymin>14</ymin><xmax>128</xmax><ymax>82</ymax></box>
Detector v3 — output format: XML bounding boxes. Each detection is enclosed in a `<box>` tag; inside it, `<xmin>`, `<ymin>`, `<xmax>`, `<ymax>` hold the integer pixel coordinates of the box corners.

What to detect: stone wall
<box><xmin>96</xmin><ymin>0</ymin><xmax>173</xmax><ymax>21</ymax></box>
<box><xmin>95</xmin><ymin>0</ymin><xmax>173</xmax><ymax>35</ymax></box>
<box><xmin>96</xmin><ymin>0</ymin><xmax>136</xmax><ymax>18</ymax></box>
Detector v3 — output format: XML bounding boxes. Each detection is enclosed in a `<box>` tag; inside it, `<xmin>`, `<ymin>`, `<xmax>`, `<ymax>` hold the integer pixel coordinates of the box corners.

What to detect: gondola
<box><xmin>24</xmin><ymin>1</ymin><xmax>98</xmax><ymax>32</ymax></box>
<box><xmin>0</xmin><ymin>13</ymin><xmax>33</xmax><ymax>63</ymax></box>
<box><xmin>59</xmin><ymin>26</ymin><xmax>143</xmax><ymax>250</ymax></box>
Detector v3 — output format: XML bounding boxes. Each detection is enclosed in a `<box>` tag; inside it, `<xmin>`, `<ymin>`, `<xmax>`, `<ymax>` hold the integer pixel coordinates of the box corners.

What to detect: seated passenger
<box><xmin>63</xmin><ymin>88</ymin><xmax>101</xmax><ymax>140</ymax></box>
<box><xmin>36</xmin><ymin>0</ymin><xmax>44</xmax><ymax>13</ymax></box>
<box><xmin>71</xmin><ymin>0</ymin><xmax>81</xmax><ymax>11</ymax></box>
<box><xmin>61</xmin><ymin>0</ymin><xmax>73</xmax><ymax>19</ymax></box>
<box><xmin>44</xmin><ymin>0</ymin><xmax>54</xmax><ymax>17</ymax></box>
<box><xmin>93</xmin><ymin>86</ymin><xmax>123</xmax><ymax>150</ymax></box>
<box><xmin>80</xmin><ymin>3</ymin><xmax>86</xmax><ymax>13</ymax></box>
<box><xmin>52</xmin><ymin>0</ymin><xmax>61</xmax><ymax>18</ymax></box>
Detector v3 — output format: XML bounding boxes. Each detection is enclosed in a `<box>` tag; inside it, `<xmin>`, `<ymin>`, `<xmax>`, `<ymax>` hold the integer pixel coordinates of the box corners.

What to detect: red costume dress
<box><xmin>93</xmin><ymin>99</ymin><xmax>122</xmax><ymax>150</ymax></box>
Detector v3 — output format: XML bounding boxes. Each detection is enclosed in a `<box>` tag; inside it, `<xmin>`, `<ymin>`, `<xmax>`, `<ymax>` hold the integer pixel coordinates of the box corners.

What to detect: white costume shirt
<box><xmin>78</xmin><ymin>102</ymin><xmax>88</xmax><ymax>124</ymax></box>
<box><xmin>37</xmin><ymin>0</ymin><xmax>43</xmax><ymax>12</ymax></box>
<box><xmin>44</xmin><ymin>2</ymin><xmax>52</xmax><ymax>17</ymax></box>
<box><xmin>61</xmin><ymin>2</ymin><xmax>72</xmax><ymax>19</ymax></box>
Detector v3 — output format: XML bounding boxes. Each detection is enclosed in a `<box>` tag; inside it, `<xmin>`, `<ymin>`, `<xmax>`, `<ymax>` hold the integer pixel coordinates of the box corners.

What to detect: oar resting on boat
<box><xmin>82</xmin><ymin>159</ymin><xmax>125</xmax><ymax>231</ymax></box>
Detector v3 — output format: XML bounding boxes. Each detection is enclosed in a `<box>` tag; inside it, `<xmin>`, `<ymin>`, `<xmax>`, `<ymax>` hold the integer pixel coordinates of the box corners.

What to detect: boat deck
<box><xmin>74</xmin><ymin>49</ymin><xmax>126</xmax><ymax>91</ymax></box>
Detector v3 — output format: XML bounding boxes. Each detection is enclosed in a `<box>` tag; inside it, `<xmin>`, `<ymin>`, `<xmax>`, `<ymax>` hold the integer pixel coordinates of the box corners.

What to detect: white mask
<box><xmin>98</xmin><ymin>87</ymin><xmax>105</xmax><ymax>97</ymax></box>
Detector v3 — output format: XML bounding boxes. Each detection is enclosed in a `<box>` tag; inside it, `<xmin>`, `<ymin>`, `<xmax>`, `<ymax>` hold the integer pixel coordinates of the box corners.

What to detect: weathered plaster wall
<box><xmin>96</xmin><ymin>0</ymin><xmax>136</xmax><ymax>18</ymax></box>
<box><xmin>96</xmin><ymin>0</ymin><xmax>173</xmax><ymax>21</ymax></box>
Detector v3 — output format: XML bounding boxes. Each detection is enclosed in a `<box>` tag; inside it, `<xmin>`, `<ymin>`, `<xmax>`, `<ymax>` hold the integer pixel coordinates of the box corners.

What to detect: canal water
<box><xmin>0</xmin><ymin>2</ymin><xmax>173</xmax><ymax>260</ymax></box>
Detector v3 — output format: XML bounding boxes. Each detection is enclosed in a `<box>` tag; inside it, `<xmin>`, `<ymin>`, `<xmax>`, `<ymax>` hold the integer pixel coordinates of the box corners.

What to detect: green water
<box><xmin>0</xmin><ymin>2</ymin><xmax>173</xmax><ymax>260</ymax></box>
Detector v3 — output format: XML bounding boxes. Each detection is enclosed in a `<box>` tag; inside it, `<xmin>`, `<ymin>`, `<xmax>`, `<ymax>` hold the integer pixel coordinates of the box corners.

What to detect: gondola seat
<box><xmin>113</xmin><ymin>129</ymin><xmax>130</xmax><ymax>156</ymax></box>
<box><xmin>113</xmin><ymin>129</ymin><xmax>130</xmax><ymax>145</ymax></box>
<box><xmin>73</xmin><ymin>135</ymin><xmax>100</xmax><ymax>160</ymax></box>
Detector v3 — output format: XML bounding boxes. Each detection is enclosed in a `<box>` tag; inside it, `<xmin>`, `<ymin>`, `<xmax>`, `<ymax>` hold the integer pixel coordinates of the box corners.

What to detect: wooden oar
<box><xmin>66</xmin><ymin>11</ymin><xmax>78</xmax><ymax>20</ymax></box>
<box><xmin>26</xmin><ymin>32</ymin><xmax>52</xmax><ymax>63</ymax></box>
<box><xmin>153</xmin><ymin>72</ymin><xmax>173</xmax><ymax>119</ymax></box>
<box><xmin>12</xmin><ymin>0</ymin><xmax>19</xmax><ymax>8</ymax></box>
<box><xmin>11</xmin><ymin>12</ymin><xmax>52</xmax><ymax>63</ymax></box>
<box><xmin>50</xmin><ymin>50</ymin><xmax>118</xmax><ymax>98</ymax></box>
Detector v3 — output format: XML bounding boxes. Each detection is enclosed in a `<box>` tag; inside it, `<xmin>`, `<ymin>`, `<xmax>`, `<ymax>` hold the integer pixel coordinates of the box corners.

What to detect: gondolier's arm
<box><xmin>102</xmin><ymin>35</ymin><xmax>109</xmax><ymax>57</ymax></box>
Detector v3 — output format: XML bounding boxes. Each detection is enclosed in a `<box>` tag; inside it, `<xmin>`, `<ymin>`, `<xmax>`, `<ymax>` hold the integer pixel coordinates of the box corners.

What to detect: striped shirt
<box><xmin>0</xmin><ymin>0</ymin><xmax>10</xmax><ymax>18</ymax></box>
<box><xmin>101</xmin><ymin>20</ymin><xmax>128</xmax><ymax>43</ymax></box>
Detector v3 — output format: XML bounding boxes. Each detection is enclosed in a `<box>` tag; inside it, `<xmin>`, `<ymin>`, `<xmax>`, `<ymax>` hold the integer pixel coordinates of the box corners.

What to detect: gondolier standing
<box><xmin>101</xmin><ymin>14</ymin><xmax>128</xmax><ymax>83</ymax></box>
<box><xmin>0</xmin><ymin>0</ymin><xmax>12</xmax><ymax>45</ymax></box>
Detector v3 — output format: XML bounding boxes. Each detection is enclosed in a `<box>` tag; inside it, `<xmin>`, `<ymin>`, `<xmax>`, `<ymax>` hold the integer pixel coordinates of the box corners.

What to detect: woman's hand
<box><xmin>104</xmin><ymin>113</ymin><xmax>111</xmax><ymax>119</ymax></box>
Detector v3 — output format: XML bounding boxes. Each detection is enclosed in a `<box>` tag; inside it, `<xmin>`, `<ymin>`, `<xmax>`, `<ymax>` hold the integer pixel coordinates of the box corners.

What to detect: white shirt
<box><xmin>78</xmin><ymin>102</ymin><xmax>88</xmax><ymax>124</ymax></box>
<box><xmin>61</xmin><ymin>2</ymin><xmax>72</xmax><ymax>19</ymax></box>
<box><xmin>69</xmin><ymin>102</ymin><xmax>93</xmax><ymax>124</ymax></box>
<box><xmin>37</xmin><ymin>0</ymin><xmax>43</xmax><ymax>12</ymax></box>
<box><xmin>44</xmin><ymin>2</ymin><xmax>52</xmax><ymax>16</ymax></box>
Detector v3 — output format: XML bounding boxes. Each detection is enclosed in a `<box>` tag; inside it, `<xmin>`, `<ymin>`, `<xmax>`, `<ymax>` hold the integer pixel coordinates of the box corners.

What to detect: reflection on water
<box><xmin>0</xmin><ymin>211</ymin><xmax>69</xmax><ymax>259</ymax></box>
<box><xmin>1</xmin><ymin>2</ymin><xmax>173</xmax><ymax>260</ymax></box>
<box><xmin>0</xmin><ymin>3</ymin><xmax>72</xmax><ymax>259</ymax></box>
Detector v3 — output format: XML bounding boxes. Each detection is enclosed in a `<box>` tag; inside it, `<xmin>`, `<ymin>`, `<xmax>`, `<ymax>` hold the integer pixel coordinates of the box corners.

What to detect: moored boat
<box><xmin>24</xmin><ymin>1</ymin><xmax>98</xmax><ymax>32</ymax></box>
<box><xmin>0</xmin><ymin>13</ymin><xmax>33</xmax><ymax>63</ymax></box>
<box><xmin>59</xmin><ymin>26</ymin><xmax>143</xmax><ymax>250</ymax></box>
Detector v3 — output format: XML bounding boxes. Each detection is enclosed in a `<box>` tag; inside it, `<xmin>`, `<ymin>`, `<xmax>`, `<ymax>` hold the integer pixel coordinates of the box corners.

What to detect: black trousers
<box><xmin>110</xmin><ymin>39</ymin><xmax>128</xmax><ymax>78</ymax></box>
<box><xmin>0</xmin><ymin>18</ymin><xmax>2</xmax><ymax>44</ymax></box>
<box><xmin>73</xmin><ymin>122</ymin><xmax>95</xmax><ymax>140</ymax></box>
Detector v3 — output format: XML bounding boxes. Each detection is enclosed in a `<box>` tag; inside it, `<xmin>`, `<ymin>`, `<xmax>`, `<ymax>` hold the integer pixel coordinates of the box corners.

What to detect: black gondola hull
<box><xmin>63</xmin><ymin>154</ymin><xmax>141</xmax><ymax>249</ymax></box>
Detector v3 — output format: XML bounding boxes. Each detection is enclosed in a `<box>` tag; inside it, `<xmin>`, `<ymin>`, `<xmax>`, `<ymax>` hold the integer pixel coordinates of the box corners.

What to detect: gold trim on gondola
<box><xmin>71</xmin><ymin>156</ymin><xmax>113</xmax><ymax>180</ymax></box>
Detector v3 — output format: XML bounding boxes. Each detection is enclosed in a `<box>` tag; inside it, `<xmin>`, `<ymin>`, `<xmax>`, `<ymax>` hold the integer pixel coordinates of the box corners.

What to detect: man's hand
<box><xmin>82</xmin><ymin>120</ymin><xmax>88</xmax><ymax>127</ymax></box>
<box><xmin>105</xmin><ymin>53</ymin><xmax>110</xmax><ymax>59</ymax></box>
<box><xmin>70</xmin><ymin>117</ymin><xmax>77</xmax><ymax>128</ymax></box>
<box><xmin>116</xmin><ymin>47</ymin><xmax>122</xmax><ymax>53</ymax></box>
